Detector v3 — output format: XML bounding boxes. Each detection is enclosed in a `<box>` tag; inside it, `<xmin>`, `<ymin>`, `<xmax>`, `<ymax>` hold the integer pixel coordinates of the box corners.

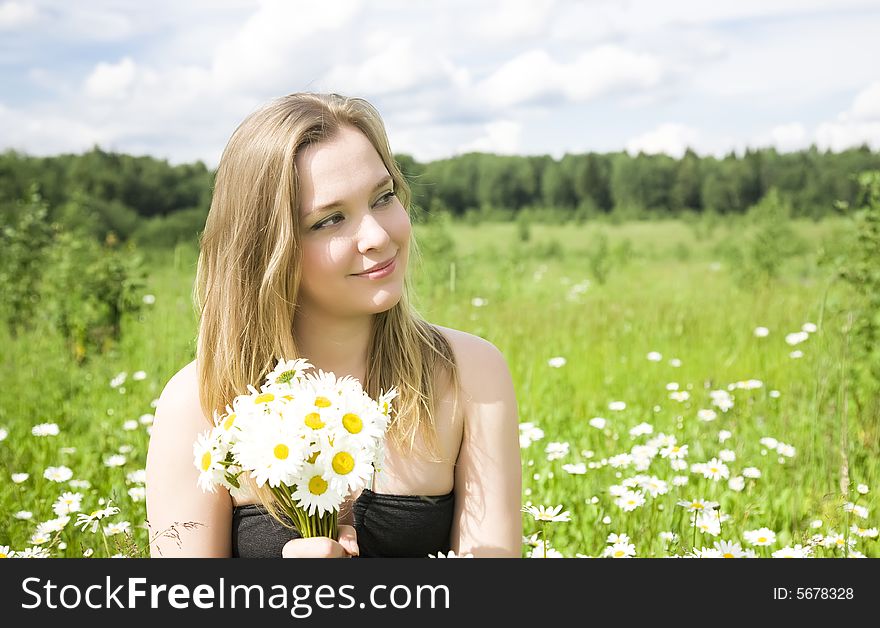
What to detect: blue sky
<box><xmin>1</xmin><ymin>0</ymin><xmax>879</xmax><ymax>165</ymax></box>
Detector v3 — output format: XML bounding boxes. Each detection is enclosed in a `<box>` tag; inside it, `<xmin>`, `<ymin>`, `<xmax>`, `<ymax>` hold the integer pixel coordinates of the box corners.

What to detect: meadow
<box><xmin>1</xmin><ymin>216</ymin><xmax>877</xmax><ymax>558</ymax></box>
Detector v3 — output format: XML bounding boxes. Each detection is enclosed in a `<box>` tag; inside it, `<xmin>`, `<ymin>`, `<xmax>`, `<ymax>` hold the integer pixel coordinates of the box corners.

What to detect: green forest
<box><xmin>2</xmin><ymin>144</ymin><xmax>879</xmax><ymax>249</ymax></box>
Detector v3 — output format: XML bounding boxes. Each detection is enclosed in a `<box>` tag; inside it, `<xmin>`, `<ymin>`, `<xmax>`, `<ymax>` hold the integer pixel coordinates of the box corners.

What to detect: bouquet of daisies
<box><xmin>193</xmin><ymin>358</ymin><xmax>396</xmax><ymax>539</ymax></box>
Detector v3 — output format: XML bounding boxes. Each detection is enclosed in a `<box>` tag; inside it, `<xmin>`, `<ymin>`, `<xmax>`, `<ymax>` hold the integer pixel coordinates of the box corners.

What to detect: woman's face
<box><xmin>295</xmin><ymin>125</ymin><xmax>411</xmax><ymax>320</ymax></box>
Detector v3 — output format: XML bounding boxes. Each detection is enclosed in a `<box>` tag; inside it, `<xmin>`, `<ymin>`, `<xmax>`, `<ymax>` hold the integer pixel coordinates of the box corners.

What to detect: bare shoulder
<box><xmin>149</xmin><ymin>358</ymin><xmax>213</xmax><ymax>452</ymax></box>
<box><xmin>431</xmin><ymin>324</ymin><xmax>513</xmax><ymax>402</ymax></box>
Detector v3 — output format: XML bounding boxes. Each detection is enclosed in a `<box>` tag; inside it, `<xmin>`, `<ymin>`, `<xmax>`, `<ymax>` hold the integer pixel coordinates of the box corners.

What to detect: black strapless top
<box><xmin>232</xmin><ymin>488</ymin><xmax>455</xmax><ymax>558</ymax></box>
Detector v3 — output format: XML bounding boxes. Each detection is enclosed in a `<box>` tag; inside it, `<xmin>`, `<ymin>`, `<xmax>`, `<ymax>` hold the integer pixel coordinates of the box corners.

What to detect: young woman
<box><xmin>145</xmin><ymin>93</ymin><xmax>522</xmax><ymax>558</ymax></box>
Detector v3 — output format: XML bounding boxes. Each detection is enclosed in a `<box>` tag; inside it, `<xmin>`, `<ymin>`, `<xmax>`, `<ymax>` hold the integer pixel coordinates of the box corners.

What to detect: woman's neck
<box><xmin>293</xmin><ymin>311</ymin><xmax>373</xmax><ymax>383</ymax></box>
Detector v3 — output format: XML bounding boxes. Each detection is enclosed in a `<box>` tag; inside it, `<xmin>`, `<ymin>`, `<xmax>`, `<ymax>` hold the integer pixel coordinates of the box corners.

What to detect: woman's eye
<box><xmin>311</xmin><ymin>192</ymin><xmax>394</xmax><ymax>231</ymax></box>
<box><xmin>376</xmin><ymin>191</ymin><xmax>395</xmax><ymax>206</ymax></box>
<box><xmin>313</xmin><ymin>214</ymin><xmax>343</xmax><ymax>230</ymax></box>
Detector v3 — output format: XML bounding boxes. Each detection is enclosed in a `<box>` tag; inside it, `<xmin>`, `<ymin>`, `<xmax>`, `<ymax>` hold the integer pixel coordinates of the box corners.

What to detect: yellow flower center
<box><xmin>382</xmin><ymin>401</ymin><xmax>390</xmax><ymax>415</ymax></box>
<box><xmin>343</xmin><ymin>413</ymin><xmax>363</xmax><ymax>434</ymax></box>
<box><xmin>332</xmin><ymin>452</ymin><xmax>355</xmax><ymax>475</ymax></box>
<box><xmin>283</xmin><ymin>395</ymin><xmax>294</xmax><ymax>401</ymax></box>
<box><xmin>223</xmin><ymin>413</ymin><xmax>236</xmax><ymax>430</ymax></box>
<box><xmin>693</xmin><ymin>503</ymin><xmax>704</xmax><ymax>510</ymax></box>
<box><xmin>273</xmin><ymin>444</ymin><xmax>289</xmax><ymax>460</ymax></box>
<box><xmin>305</xmin><ymin>413</ymin><xmax>325</xmax><ymax>429</ymax></box>
<box><xmin>758</xmin><ymin>537</ymin><xmax>767</xmax><ymax>543</ymax></box>
<box><xmin>614</xmin><ymin>550</ymin><xmax>625</xmax><ymax>557</ymax></box>
<box><xmin>308</xmin><ymin>475</ymin><xmax>328</xmax><ymax>495</ymax></box>
<box><xmin>315</xmin><ymin>396</ymin><xmax>332</xmax><ymax>408</ymax></box>
<box><xmin>255</xmin><ymin>392</ymin><xmax>275</xmax><ymax>404</ymax></box>
<box><xmin>722</xmin><ymin>553</ymin><xmax>734</xmax><ymax>558</ymax></box>
<box><xmin>200</xmin><ymin>452</ymin><xmax>212</xmax><ymax>471</ymax></box>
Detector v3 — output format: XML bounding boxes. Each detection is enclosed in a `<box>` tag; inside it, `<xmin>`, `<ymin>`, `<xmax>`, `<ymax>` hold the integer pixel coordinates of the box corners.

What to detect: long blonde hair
<box><xmin>195</xmin><ymin>93</ymin><xmax>460</xmax><ymax>480</ymax></box>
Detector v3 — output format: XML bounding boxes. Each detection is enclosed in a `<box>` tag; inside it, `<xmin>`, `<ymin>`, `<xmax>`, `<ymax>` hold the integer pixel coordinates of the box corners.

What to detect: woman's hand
<box><xmin>282</xmin><ymin>525</ymin><xmax>359</xmax><ymax>558</ymax></box>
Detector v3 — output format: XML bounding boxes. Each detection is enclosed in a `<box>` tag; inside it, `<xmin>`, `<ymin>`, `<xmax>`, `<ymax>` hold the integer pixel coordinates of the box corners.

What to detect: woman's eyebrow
<box><xmin>305</xmin><ymin>175</ymin><xmax>393</xmax><ymax>218</ymax></box>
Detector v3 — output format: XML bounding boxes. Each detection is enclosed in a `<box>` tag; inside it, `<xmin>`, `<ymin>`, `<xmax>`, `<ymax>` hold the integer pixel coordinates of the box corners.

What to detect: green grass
<box><xmin>1</xmin><ymin>217</ymin><xmax>877</xmax><ymax>558</ymax></box>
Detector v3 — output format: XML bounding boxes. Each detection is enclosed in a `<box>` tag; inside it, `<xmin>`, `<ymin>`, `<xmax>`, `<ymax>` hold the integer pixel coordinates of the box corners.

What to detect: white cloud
<box><xmin>0</xmin><ymin>1</ymin><xmax>37</xmax><ymax>29</ymax></box>
<box><xmin>815</xmin><ymin>82</ymin><xmax>880</xmax><ymax>151</ymax></box>
<box><xmin>465</xmin><ymin>0</ymin><xmax>557</xmax><ymax>43</ymax></box>
<box><xmin>769</xmin><ymin>122</ymin><xmax>808</xmax><ymax>152</ymax></box>
<box><xmin>321</xmin><ymin>38</ymin><xmax>453</xmax><ymax>96</ymax></box>
<box><xmin>852</xmin><ymin>81</ymin><xmax>880</xmax><ymax>120</ymax></box>
<box><xmin>85</xmin><ymin>57</ymin><xmax>137</xmax><ymax>100</ymax></box>
<box><xmin>457</xmin><ymin>120</ymin><xmax>522</xmax><ymax>155</ymax></box>
<box><xmin>626</xmin><ymin>123</ymin><xmax>699</xmax><ymax>158</ymax></box>
<box><xmin>478</xmin><ymin>45</ymin><xmax>664</xmax><ymax>108</ymax></box>
<box><xmin>210</xmin><ymin>0</ymin><xmax>362</xmax><ymax>94</ymax></box>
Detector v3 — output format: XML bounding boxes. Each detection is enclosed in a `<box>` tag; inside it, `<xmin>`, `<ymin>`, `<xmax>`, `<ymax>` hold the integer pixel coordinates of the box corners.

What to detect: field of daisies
<box><xmin>1</xmin><ymin>217</ymin><xmax>877</xmax><ymax>558</ymax></box>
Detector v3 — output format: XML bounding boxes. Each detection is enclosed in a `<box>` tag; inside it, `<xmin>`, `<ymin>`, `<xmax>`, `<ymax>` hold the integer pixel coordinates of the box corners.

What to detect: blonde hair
<box><xmin>195</xmin><ymin>93</ymin><xmax>460</xmax><ymax>496</ymax></box>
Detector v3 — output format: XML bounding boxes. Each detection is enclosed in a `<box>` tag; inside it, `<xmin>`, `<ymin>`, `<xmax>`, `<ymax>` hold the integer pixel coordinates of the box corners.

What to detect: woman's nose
<box><xmin>356</xmin><ymin>212</ymin><xmax>392</xmax><ymax>253</ymax></box>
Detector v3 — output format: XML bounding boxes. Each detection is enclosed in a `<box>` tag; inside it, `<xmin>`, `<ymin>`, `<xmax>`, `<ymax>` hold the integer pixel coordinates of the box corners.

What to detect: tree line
<box><xmin>2</xmin><ymin>144</ymin><xmax>879</xmax><ymax>246</ymax></box>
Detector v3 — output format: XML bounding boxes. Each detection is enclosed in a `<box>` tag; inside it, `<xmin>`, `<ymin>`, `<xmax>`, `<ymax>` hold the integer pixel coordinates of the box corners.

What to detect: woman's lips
<box><xmin>355</xmin><ymin>254</ymin><xmax>396</xmax><ymax>278</ymax></box>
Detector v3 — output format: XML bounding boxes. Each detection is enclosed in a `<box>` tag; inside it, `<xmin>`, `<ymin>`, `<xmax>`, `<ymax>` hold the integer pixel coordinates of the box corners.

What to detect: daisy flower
<box><xmin>588</xmin><ymin>417</ymin><xmax>606</xmax><ymax>429</ymax></box>
<box><xmin>31</xmin><ymin>423</ymin><xmax>60</xmax><ymax>437</ymax></box>
<box><xmin>604</xmin><ymin>542</ymin><xmax>636</xmax><ymax>558</ymax></box>
<box><xmin>629</xmin><ymin>422</ymin><xmax>653</xmax><ymax>437</ymax></box>
<box><xmin>104</xmin><ymin>454</ymin><xmax>126</xmax><ymax>467</ymax></box>
<box><xmin>11</xmin><ymin>473</ymin><xmax>29</xmax><ymax>483</ymax></box>
<box><xmin>547</xmin><ymin>357</ymin><xmax>566</xmax><ymax>368</ymax></box>
<box><xmin>785</xmin><ymin>331</ymin><xmax>809</xmax><ymax>346</ymax></box>
<box><xmin>193</xmin><ymin>430</ymin><xmax>230</xmax><ymax>493</ymax></box>
<box><xmin>528</xmin><ymin>541</ymin><xmax>564</xmax><ymax>558</ymax></box>
<box><xmin>320</xmin><ymin>437</ymin><xmax>373</xmax><ymax>494</ymax></box>
<box><xmin>75</xmin><ymin>504</ymin><xmax>121</xmax><ymax>533</ymax></box>
<box><xmin>646</xmin><ymin>352</ymin><xmax>662</xmax><ymax>362</ymax></box>
<box><xmin>615</xmin><ymin>490</ymin><xmax>645</xmax><ymax>512</ymax></box>
<box><xmin>0</xmin><ymin>546</ymin><xmax>14</xmax><ymax>558</ymax></box>
<box><xmin>104</xmin><ymin>521</ymin><xmax>131</xmax><ymax>536</ymax></box>
<box><xmin>128</xmin><ymin>487</ymin><xmax>146</xmax><ymax>502</ymax></box>
<box><xmin>714</xmin><ymin>540</ymin><xmax>746</xmax><ymax>558</ymax></box>
<box><xmin>43</xmin><ymin>466</ymin><xmax>73</xmax><ymax>482</ymax></box>
<box><xmin>692</xmin><ymin>513</ymin><xmax>722</xmax><ymax>536</ymax></box>
<box><xmin>772</xmin><ymin>544</ymin><xmax>811</xmax><ymax>558</ymax></box>
<box><xmin>697</xmin><ymin>409</ymin><xmax>717</xmax><ymax>422</ymax></box>
<box><xmin>545</xmin><ymin>441</ymin><xmax>570</xmax><ymax>460</ymax></box>
<box><xmin>677</xmin><ymin>498</ymin><xmax>719</xmax><ymax>513</ymax></box>
<box><xmin>523</xmin><ymin>504</ymin><xmax>571</xmax><ymax>523</ymax></box>
<box><xmin>562</xmin><ymin>463</ymin><xmax>587</xmax><ymax>475</ymax></box>
<box><xmin>232</xmin><ymin>414</ymin><xmax>310</xmax><ymax>489</ymax></box>
<box><xmin>606</xmin><ymin>532</ymin><xmax>630</xmax><ymax>544</ymax></box>
<box><xmin>17</xmin><ymin>547</ymin><xmax>51</xmax><ymax>558</ymax></box>
<box><xmin>608</xmin><ymin>401</ymin><xmax>626</xmax><ymax>411</ymax></box>
<box><xmin>52</xmin><ymin>492</ymin><xmax>83</xmax><ymax>516</ymax></box>
<box><xmin>710</xmin><ymin>390</ymin><xmax>734</xmax><ymax>412</ymax></box>
<box><xmin>428</xmin><ymin>550</ymin><xmax>473</xmax><ymax>558</ymax></box>
<box><xmin>290</xmin><ymin>462</ymin><xmax>344</xmax><ymax>517</ymax></box>
<box><xmin>660</xmin><ymin>444</ymin><xmax>688</xmax><ymax>460</ymax></box>
<box><xmin>843</xmin><ymin>502</ymin><xmax>869</xmax><ymax>519</ymax></box>
<box><xmin>265</xmin><ymin>357</ymin><xmax>313</xmax><ymax>389</ymax></box>
<box><xmin>700</xmin><ymin>458</ymin><xmax>730</xmax><ymax>481</ymax></box>
<box><xmin>850</xmin><ymin>525</ymin><xmax>878</xmax><ymax>538</ymax></box>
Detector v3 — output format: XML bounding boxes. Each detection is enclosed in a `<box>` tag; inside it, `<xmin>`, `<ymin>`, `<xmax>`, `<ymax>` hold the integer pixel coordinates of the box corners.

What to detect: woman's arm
<box><xmin>449</xmin><ymin>334</ymin><xmax>523</xmax><ymax>557</ymax></box>
<box><xmin>146</xmin><ymin>361</ymin><xmax>233</xmax><ymax>557</ymax></box>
